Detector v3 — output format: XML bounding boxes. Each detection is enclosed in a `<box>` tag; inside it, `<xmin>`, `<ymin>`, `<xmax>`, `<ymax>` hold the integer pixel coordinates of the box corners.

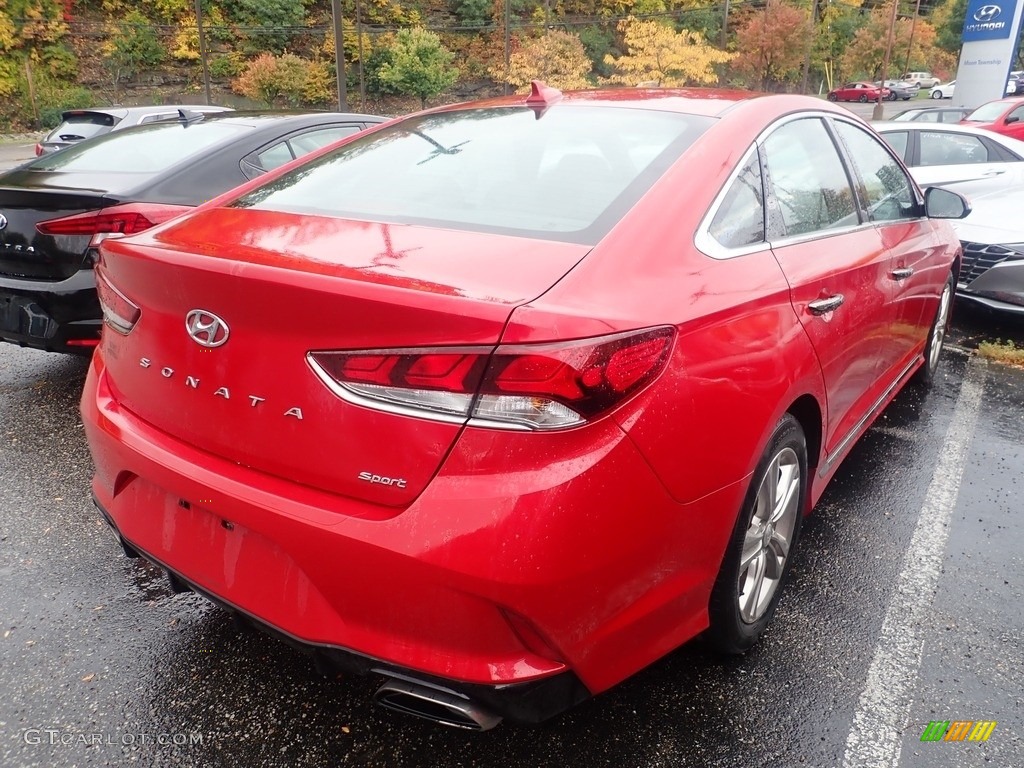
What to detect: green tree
<box><xmin>103</xmin><ymin>9</ymin><xmax>165</xmax><ymax>88</ymax></box>
<box><xmin>932</xmin><ymin>0</ymin><xmax>968</xmax><ymax>54</ymax></box>
<box><xmin>377</xmin><ymin>28</ymin><xmax>459</xmax><ymax>108</ymax></box>
<box><xmin>221</xmin><ymin>0</ymin><xmax>306</xmax><ymax>52</ymax></box>
<box><xmin>450</xmin><ymin>0</ymin><xmax>492</xmax><ymax>27</ymax></box>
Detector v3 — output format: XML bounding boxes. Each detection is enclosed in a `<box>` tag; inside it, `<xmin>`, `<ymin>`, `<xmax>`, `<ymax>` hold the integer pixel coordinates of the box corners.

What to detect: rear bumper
<box><xmin>0</xmin><ymin>268</ymin><xmax>100</xmax><ymax>353</ymax></box>
<box><xmin>91</xmin><ymin>494</ymin><xmax>589</xmax><ymax>724</ymax></box>
<box><xmin>82</xmin><ymin>347</ymin><xmax>744</xmax><ymax>717</ymax></box>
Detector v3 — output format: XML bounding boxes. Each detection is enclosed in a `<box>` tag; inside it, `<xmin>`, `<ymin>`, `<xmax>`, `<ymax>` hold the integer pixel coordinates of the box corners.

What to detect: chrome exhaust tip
<box><xmin>373</xmin><ymin>678</ymin><xmax>502</xmax><ymax>731</ymax></box>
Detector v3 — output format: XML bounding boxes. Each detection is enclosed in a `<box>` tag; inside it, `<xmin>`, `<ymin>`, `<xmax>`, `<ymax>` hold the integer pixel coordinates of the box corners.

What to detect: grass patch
<box><xmin>977</xmin><ymin>339</ymin><xmax>1024</xmax><ymax>368</ymax></box>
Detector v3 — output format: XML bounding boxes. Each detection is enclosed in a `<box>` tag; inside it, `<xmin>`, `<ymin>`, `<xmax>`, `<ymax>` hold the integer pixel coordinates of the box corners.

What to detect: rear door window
<box><xmin>761</xmin><ymin>118</ymin><xmax>859</xmax><ymax>237</ymax></box>
<box><xmin>918</xmin><ymin>131</ymin><xmax>991</xmax><ymax>165</ymax></box>
<box><xmin>832</xmin><ymin>121</ymin><xmax>918</xmax><ymax>222</ymax></box>
<box><xmin>242</xmin><ymin>125</ymin><xmax>365</xmax><ymax>179</ymax></box>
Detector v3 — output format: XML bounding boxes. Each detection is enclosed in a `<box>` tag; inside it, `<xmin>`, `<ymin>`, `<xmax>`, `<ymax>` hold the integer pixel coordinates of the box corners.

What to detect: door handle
<box><xmin>808</xmin><ymin>294</ymin><xmax>845</xmax><ymax>315</ymax></box>
<box><xmin>891</xmin><ymin>267</ymin><xmax>915</xmax><ymax>280</ymax></box>
<box><xmin>982</xmin><ymin>169</ymin><xmax>1006</xmax><ymax>176</ymax></box>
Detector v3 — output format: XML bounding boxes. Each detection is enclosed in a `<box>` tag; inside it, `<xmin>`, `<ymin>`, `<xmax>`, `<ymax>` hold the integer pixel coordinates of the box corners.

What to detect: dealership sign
<box><xmin>962</xmin><ymin>0</ymin><xmax>1015</xmax><ymax>41</ymax></box>
<box><xmin>953</xmin><ymin>0</ymin><xmax>1024</xmax><ymax>107</ymax></box>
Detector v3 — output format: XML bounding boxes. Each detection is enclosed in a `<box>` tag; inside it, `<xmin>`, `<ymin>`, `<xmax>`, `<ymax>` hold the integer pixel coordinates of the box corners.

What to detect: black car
<box><xmin>0</xmin><ymin>111</ymin><xmax>386</xmax><ymax>354</ymax></box>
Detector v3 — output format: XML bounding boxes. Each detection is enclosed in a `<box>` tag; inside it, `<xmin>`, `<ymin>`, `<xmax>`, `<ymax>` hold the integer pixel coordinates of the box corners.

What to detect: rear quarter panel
<box><xmin>505</xmin><ymin>109</ymin><xmax>828</xmax><ymax>508</ymax></box>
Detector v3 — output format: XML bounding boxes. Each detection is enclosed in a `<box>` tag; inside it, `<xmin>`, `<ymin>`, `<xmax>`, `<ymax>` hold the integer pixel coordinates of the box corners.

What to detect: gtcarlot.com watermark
<box><xmin>24</xmin><ymin>729</ymin><xmax>204</xmax><ymax>747</ymax></box>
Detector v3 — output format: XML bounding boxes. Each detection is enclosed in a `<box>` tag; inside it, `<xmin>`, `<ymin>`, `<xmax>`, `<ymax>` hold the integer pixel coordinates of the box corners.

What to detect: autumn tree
<box><xmin>841</xmin><ymin>4</ymin><xmax>951</xmax><ymax>83</ymax></box>
<box><xmin>495</xmin><ymin>30</ymin><xmax>593</xmax><ymax>91</ymax></box>
<box><xmin>377</xmin><ymin>28</ymin><xmax>459</xmax><ymax>108</ymax></box>
<box><xmin>604</xmin><ymin>17</ymin><xmax>733</xmax><ymax>86</ymax></box>
<box><xmin>731</xmin><ymin>0</ymin><xmax>808</xmax><ymax>91</ymax></box>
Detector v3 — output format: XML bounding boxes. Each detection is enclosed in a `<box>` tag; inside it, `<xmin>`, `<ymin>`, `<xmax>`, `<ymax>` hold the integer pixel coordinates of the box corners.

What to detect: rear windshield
<box><xmin>46</xmin><ymin>113</ymin><xmax>116</xmax><ymax>142</ymax></box>
<box><xmin>27</xmin><ymin>121</ymin><xmax>248</xmax><ymax>175</ymax></box>
<box><xmin>231</xmin><ymin>106</ymin><xmax>712</xmax><ymax>244</ymax></box>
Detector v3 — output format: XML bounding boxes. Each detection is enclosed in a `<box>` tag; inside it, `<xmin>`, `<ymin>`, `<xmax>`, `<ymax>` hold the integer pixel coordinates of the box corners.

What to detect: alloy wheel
<box><xmin>929</xmin><ymin>281</ymin><xmax>952</xmax><ymax>372</ymax></box>
<box><xmin>737</xmin><ymin>447</ymin><xmax>801</xmax><ymax>624</ymax></box>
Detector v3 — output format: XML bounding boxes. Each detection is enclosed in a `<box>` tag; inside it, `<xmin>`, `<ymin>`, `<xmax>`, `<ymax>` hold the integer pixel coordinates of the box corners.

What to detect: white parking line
<box><xmin>841</xmin><ymin>357</ymin><xmax>986</xmax><ymax>768</ymax></box>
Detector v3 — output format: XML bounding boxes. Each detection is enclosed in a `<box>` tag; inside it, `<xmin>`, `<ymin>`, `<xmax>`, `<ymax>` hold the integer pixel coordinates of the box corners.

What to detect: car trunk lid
<box><xmin>0</xmin><ymin>183</ymin><xmax>113</xmax><ymax>280</ymax></box>
<box><xmin>98</xmin><ymin>207</ymin><xmax>591</xmax><ymax>507</ymax></box>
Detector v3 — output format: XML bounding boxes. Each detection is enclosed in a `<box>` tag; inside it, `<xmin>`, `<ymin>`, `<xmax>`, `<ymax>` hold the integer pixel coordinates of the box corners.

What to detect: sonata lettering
<box><xmin>138</xmin><ymin>357</ymin><xmax>304</xmax><ymax>420</ymax></box>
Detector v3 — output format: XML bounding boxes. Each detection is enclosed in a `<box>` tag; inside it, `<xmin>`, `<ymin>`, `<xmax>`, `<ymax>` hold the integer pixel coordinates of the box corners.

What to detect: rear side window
<box><xmin>26</xmin><ymin>122</ymin><xmax>248</xmax><ymax>174</ymax></box>
<box><xmin>232</xmin><ymin>106</ymin><xmax>712</xmax><ymax>244</ymax></box>
<box><xmin>708</xmin><ymin>150</ymin><xmax>765</xmax><ymax>248</ymax></box>
<box><xmin>879</xmin><ymin>131</ymin><xmax>909</xmax><ymax>161</ymax></box>
<box><xmin>46</xmin><ymin>113</ymin><xmax>116</xmax><ymax>142</ymax></box>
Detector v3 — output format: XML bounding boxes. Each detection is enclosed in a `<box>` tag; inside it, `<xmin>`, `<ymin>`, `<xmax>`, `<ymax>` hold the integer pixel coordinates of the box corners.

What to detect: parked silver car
<box><xmin>876</xmin><ymin>80</ymin><xmax>918</xmax><ymax>101</ymax></box>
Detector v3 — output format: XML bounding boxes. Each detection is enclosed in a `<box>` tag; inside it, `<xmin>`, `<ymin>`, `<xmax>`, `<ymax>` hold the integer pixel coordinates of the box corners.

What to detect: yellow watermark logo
<box><xmin>920</xmin><ymin>721</ymin><xmax>997</xmax><ymax>742</ymax></box>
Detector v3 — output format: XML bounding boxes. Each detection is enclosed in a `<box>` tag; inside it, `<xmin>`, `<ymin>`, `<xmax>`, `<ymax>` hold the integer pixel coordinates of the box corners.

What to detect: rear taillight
<box><xmin>308</xmin><ymin>327</ymin><xmax>674</xmax><ymax>430</ymax></box>
<box><xmin>34</xmin><ymin>143</ymin><xmax>43</xmax><ymax>156</ymax></box>
<box><xmin>36</xmin><ymin>203</ymin><xmax>190</xmax><ymax>247</ymax></box>
<box><xmin>95</xmin><ymin>268</ymin><xmax>140</xmax><ymax>335</ymax></box>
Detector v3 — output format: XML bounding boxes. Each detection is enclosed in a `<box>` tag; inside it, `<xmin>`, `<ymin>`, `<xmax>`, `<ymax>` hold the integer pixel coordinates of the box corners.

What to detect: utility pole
<box><xmin>331</xmin><ymin>0</ymin><xmax>347</xmax><ymax>111</ymax></box>
<box><xmin>903</xmin><ymin>0</ymin><xmax>923</xmax><ymax>77</ymax></box>
<box><xmin>721</xmin><ymin>0</ymin><xmax>730</xmax><ymax>48</ymax></box>
<box><xmin>504</xmin><ymin>0</ymin><xmax>510</xmax><ymax>96</ymax></box>
<box><xmin>356</xmin><ymin>0</ymin><xmax>365</xmax><ymax>107</ymax></box>
<box><xmin>873</xmin><ymin>0</ymin><xmax>899</xmax><ymax>121</ymax></box>
<box><xmin>194</xmin><ymin>0</ymin><xmax>212</xmax><ymax>105</ymax></box>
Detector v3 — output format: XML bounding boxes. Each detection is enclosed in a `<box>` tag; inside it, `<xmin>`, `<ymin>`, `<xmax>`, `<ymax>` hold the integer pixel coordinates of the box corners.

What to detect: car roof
<box><xmin>874</xmin><ymin>120</ymin><xmax>980</xmax><ymax>132</ymax></box>
<box><xmin>442</xmin><ymin>87</ymin><xmax>767</xmax><ymax>118</ymax></box>
<box><xmin>60</xmin><ymin>105</ymin><xmax>231</xmax><ymax>120</ymax></box>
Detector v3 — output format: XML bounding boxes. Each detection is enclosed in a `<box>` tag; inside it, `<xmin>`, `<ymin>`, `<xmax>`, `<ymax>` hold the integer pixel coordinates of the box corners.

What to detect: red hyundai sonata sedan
<box><xmin>81</xmin><ymin>85</ymin><xmax>967</xmax><ymax>730</ymax></box>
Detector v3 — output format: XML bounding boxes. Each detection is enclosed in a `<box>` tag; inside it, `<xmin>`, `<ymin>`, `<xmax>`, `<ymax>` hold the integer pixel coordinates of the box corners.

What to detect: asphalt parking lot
<box><xmin>1</xmin><ymin>127</ymin><xmax>1023</xmax><ymax>768</ymax></box>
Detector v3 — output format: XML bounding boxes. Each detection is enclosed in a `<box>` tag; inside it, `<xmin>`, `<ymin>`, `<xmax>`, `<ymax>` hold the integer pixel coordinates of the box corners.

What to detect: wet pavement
<box><xmin>0</xmin><ymin>306</ymin><xmax>1021</xmax><ymax>767</ymax></box>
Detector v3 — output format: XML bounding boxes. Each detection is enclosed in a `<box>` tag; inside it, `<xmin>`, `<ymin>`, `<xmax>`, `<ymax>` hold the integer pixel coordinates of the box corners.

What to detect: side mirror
<box><xmin>924</xmin><ymin>187</ymin><xmax>971</xmax><ymax>219</ymax></box>
<box><xmin>1006</xmin><ymin>116</ymin><xmax>1020</xmax><ymax>124</ymax></box>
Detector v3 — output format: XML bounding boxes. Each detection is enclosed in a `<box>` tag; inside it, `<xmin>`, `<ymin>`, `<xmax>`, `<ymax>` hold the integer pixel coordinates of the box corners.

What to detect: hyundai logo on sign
<box><xmin>974</xmin><ymin>4</ymin><xmax>1002</xmax><ymax>20</ymax></box>
<box><xmin>0</xmin><ymin>214</ymin><xmax>7</xmax><ymax>231</ymax></box>
<box><xmin>185</xmin><ymin>309</ymin><xmax>230</xmax><ymax>348</ymax></box>
<box><xmin>963</xmin><ymin>0</ymin><xmax>1016</xmax><ymax>39</ymax></box>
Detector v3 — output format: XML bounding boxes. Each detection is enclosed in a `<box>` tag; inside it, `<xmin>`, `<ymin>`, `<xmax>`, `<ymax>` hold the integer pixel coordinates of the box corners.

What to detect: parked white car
<box><xmin>875</xmin><ymin>121</ymin><xmax>1024</xmax><ymax>194</ymax></box>
<box><xmin>930</xmin><ymin>81</ymin><xmax>955</xmax><ymax>99</ymax></box>
<box><xmin>942</xmin><ymin>189</ymin><xmax>1024</xmax><ymax>315</ymax></box>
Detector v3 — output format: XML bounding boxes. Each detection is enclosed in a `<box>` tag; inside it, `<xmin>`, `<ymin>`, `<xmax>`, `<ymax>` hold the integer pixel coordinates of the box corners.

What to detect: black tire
<box><xmin>707</xmin><ymin>414</ymin><xmax>808</xmax><ymax>655</ymax></box>
<box><xmin>827</xmin><ymin>93</ymin><xmax>838</xmax><ymax>102</ymax></box>
<box><xmin>859</xmin><ymin>94</ymin><xmax>868</xmax><ymax>102</ymax></box>
<box><xmin>913</xmin><ymin>271</ymin><xmax>954</xmax><ymax>388</ymax></box>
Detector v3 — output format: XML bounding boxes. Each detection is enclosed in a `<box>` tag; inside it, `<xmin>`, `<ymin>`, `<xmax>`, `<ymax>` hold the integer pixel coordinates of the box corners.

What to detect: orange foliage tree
<box><xmin>841</xmin><ymin>3</ymin><xmax>948</xmax><ymax>82</ymax></box>
<box><xmin>731</xmin><ymin>0</ymin><xmax>809</xmax><ymax>91</ymax></box>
